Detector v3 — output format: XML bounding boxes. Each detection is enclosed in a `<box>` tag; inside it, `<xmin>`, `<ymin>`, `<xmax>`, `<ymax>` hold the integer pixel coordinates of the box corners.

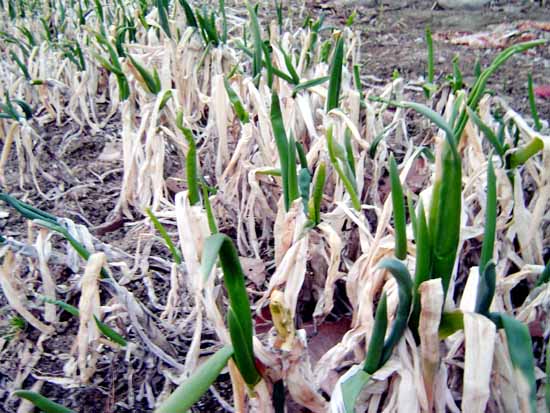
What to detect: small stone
<box><xmin>437</xmin><ymin>0</ymin><xmax>491</xmax><ymax>9</ymax></box>
<box><xmin>534</xmin><ymin>85</ymin><xmax>550</xmax><ymax>100</ymax></box>
<box><xmin>340</xmin><ymin>0</ymin><xmax>378</xmax><ymax>5</ymax></box>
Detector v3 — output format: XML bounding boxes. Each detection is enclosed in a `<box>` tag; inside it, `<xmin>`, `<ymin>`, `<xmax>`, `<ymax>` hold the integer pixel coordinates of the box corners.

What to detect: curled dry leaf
<box><xmin>76</xmin><ymin>252</ymin><xmax>105</xmax><ymax>383</ymax></box>
<box><xmin>35</xmin><ymin>228</ymin><xmax>56</xmax><ymax>323</ymax></box>
<box><xmin>312</xmin><ymin>223</ymin><xmax>344</xmax><ymax>322</ymax></box>
<box><xmin>274</xmin><ymin>199</ymin><xmax>305</xmax><ymax>266</ymax></box>
<box><xmin>419</xmin><ymin>279</ymin><xmax>444</xmax><ymax>411</ymax></box>
<box><xmin>0</xmin><ymin>248</ymin><xmax>53</xmax><ymax>335</ymax></box>
<box><xmin>463</xmin><ymin>312</ymin><xmax>496</xmax><ymax>413</ymax></box>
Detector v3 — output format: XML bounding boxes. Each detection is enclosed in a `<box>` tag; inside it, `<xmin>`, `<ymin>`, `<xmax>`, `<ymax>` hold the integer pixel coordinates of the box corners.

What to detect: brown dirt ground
<box><xmin>299</xmin><ymin>0</ymin><xmax>550</xmax><ymax>116</ymax></box>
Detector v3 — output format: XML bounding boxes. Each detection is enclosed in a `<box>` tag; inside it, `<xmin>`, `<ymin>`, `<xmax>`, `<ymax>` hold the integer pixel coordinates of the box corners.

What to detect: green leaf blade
<box><xmin>154</xmin><ymin>346</ymin><xmax>234</xmax><ymax>413</ymax></box>
<box><xmin>176</xmin><ymin>113</ymin><xmax>200</xmax><ymax>206</ymax></box>
<box><xmin>13</xmin><ymin>391</ymin><xmax>75</xmax><ymax>413</ymax></box>
<box><xmin>129</xmin><ymin>55</ymin><xmax>161</xmax><ymax>95</ymax></box>
<box><xmin>156</xmin><ymin>0</ymin><xmax>172</xmax><ymax>39</ymax></box>
<box><xmin>527</xmin><ymin>73</ymin><xmax>542</xmax><ymax>131</ymax></box>
<box><xmin>224</xmin><ymin>77</ymin><xmax>249</xmax><ymax>124</ymax></box>
<box><xmin>475</xmin><ymin>262</ymin><xmax>496</xmax><ymax>316</ymax></box>
<box><xmin>479</xmin><ymin>157</ymin><xmax>496</xmax><ymax>273</ymax></box>
<box><xmin>410</xmin><ymin>201</ymin><xmax>431</xmax><ymax>336</ymax></box>
<box><xmin>377</xmin><ymin>258</ymin><xmax>413</xmax><ymax>364</ymax></box>
<box><xmin>535</xmin><ymin>261</ymin><xmax>550</xmax><ymax>287</ymax></box>
<box><xmin>292</xmin><ymin>76</ymin><xmax>329</xmax><ymax>96</ymax></box>
<box><xmin>455</xmin><ymin>39</ymin><xmax>546</xmax><ymax>141</ymax></box>
<box><xmin>246</xmin><ymin>1</ymin><xmax>263</xmax><ymax>86</ymax></box>
<box><xmin>178</xmin><ymin>0</ymin><xmax>198</xmax><ymax>28</ymax></box>
<box><xmin>341</xmin><ymin>368</ymin><xmax>371</xmax><ymax>413</ymax></box>
<box><xmin>466</xmin><ymin>107</ymin><xmax>505</xmax><ymax>159</ymax></box>
<box><xmin>438</xmin><ymin>310</ymin><xmax>464</xmax><ymax>339</ymax></box>
<box><xmin>326</xmin><ymin>125</ymin><xmax>360</xmax><ymax>211</ymax></box>
<box><xmin>145</xmin><ymin>208</ymin><xmax>182</xmax><ymax>265</ymax></box>
<box><xmin>308</xmin><ymin>162</ymin><xmax>326</xmax><ymax>226</ymax></box>
<box><xmin>271</xmin><ymin>92</ymin><xmax>291</xmax><ymax>211</ymax></box>
<box><xmin>389</xmin><ymin>155</ymin><xmax>407</xmax><ymax>260</ymax></box>
<box><xmin>500</xmin><ymin>314</ymin><xmax>537</xmax><ymax>413</ymax></box>
<box><xmin>509</xmin><ymin>137</ymin><xmax>544</xmax><ymax>169</ymax></box>
<box><xmin>428</xmin><ymin>141</ymin><xmax>462</xmax><ymax>296</ymax></box>
<box><xmin>94</xmin><ymin>316</ymin><xmax>127</xmax><ymax>347</ymax></box>
<box><xmin>200</xmin><ymin>234</ymin><xmax>260</xmax><ymax>387</ymax></box>
<box><xmin>363</xmin><ymin>293</ymin><xmax>388</xmax><ymax>374</ymax></box>
<box><xmin>287</xmin><ymin>134</ymin><xmax>300</xmax><ymax>207</ymax></box>
<box><xmin>326</xmin><ymin>34</ymin><xmax>344</xmax><ymax>112</ymax></box>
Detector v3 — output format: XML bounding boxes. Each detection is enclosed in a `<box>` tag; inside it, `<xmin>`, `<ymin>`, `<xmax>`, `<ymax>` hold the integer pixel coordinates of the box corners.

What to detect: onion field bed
<box><xmin>0</xmin><ymin>1</ymin><xmax>549</xmax><ymax>412</ymax></box>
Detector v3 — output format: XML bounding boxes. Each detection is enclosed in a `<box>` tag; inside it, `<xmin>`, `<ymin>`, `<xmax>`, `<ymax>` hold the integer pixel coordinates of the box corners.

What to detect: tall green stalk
<box><xmin>201</xmin><ymin>235</ymin><xmax>261</xmax><ymax>387</ymax></box>
<box><xmin>326</xmin><ymin>33</ymin><xmax>344</xmax><ymax>112</ymax></box>
<box><xmin>389</xmin><ymin>155</ymin><xmax>406</xmax><ymax>260</ymax></box>
<box><xmin>271</xmin><ymin>92</ymin><xmax>299</xmax><ymax>211</ymax></box>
